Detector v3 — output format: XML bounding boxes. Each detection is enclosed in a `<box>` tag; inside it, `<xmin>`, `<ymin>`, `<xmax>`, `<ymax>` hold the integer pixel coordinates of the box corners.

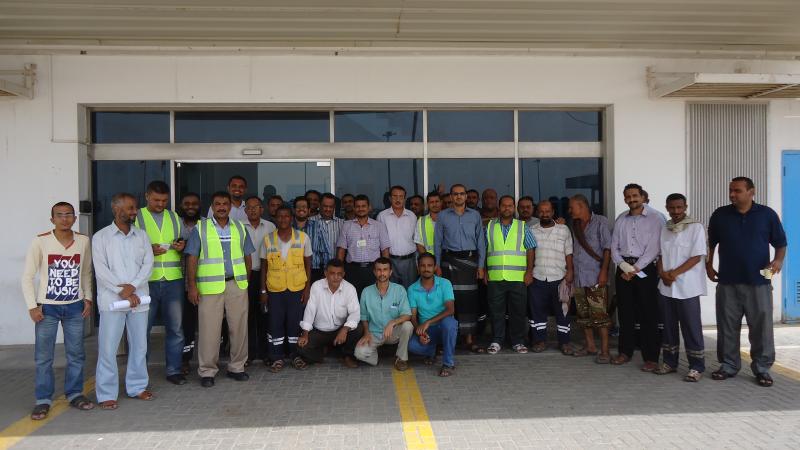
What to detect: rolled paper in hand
<box><xmin>760</xmin><ymin>268</ymin><xmax>773</xmax><ymax>280</ymax></box>
<box><xmin>619</xmin><ymin>261</ymin><xmax>636</xmax><ymax>274</ymax></box>
<box><xmin>110</xmin><ymin>295</ymin><xmax>152</xmax><ymax>311</ymax></box>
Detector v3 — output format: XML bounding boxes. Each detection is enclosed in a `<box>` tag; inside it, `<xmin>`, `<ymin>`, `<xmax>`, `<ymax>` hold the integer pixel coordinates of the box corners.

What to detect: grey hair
<box><xmin>569</xmin><ymin>194</ymin><xmax>591</xmax><ymax>209</ymax></box>
<box><xmin>111</xmin><ymin>192</ymin><xmax>136</xmax><ymax>208</ymax></box>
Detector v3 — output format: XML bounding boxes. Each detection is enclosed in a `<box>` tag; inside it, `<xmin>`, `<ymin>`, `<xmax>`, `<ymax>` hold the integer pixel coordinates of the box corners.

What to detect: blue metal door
<box><xmin>783</xmin><ymin>151</ymin><xmax>800</xmax><ymax>322</ymax></box>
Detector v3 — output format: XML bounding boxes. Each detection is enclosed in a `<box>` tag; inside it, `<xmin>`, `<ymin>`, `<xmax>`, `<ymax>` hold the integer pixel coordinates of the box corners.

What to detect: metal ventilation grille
<box><xmin>688</xmin><ymin>103</ymin><xmax>767</xmax><ymax>226</ymax></box>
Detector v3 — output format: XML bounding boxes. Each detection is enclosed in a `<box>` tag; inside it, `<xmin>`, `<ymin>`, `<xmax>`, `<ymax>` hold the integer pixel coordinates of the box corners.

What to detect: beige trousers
<box><xmin>197</xmin><ymin>280</ymin><xmax>248</xmax><ymax>377</ymax></box>
<box><xmin>354</xmin><ymin>321</ymin><xmax>414</xmax><ymax>365</ymax></box>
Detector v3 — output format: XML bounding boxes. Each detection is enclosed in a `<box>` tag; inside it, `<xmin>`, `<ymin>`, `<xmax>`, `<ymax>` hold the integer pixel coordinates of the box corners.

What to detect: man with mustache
<box><xmin>207</xmin><ymin>175</ymin><xmax>248</xmax><ymax>222</ymax></box>
<box><xmin>178</xmin><ymin>192</ymin><xmax>202</xmax><ymax>374</ymax></box>
<box><xmin>414</xmin><ymin>191</ymin><xmax>442</xmax><ymax>255</ymax></box>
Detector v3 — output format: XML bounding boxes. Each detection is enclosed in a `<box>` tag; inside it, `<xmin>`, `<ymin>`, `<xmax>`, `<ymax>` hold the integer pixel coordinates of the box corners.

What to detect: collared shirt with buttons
<box><xmin>407</xmin><ymin>275</ymin><xmax>455</xmax><ymax>324</ymax></box>
<box><xmin>377</xmin><ymin>207</ymin><xmax>418</xmax><ymax>257</ymax></box>
<box><xmin>572</xmin><ymin>213</ymin><xmax>612</xmax><ymax>288</ymax></box>
<box><xmin>433</xmin><ymin>207</ymin><xmax>486</xmax><ymax>267</ymax></box>
<box><xmin>300</xmin><ymin>278</ymin><xmax>361</xmax><ymax>332</ymax></box>
<box><xmin>531</xmin><ymin>223</ymin><xmax>573</xmax><ymax>281</ymax></box>
<box><xmin>336</xmin><ymin>218</ymin><xmax>391</xmax><ymax>263</ymax></box>
<box><xmin>310</xmin><ymin>215</ymin><xmax>343</xmax><ymax>267</ymax></box>
<box><xmin>611</xmin><ymin>207</ymin><xmax>665</xmax><ymax>269</ymax></box>
<box><xmin>359</xmin><ymin>282</ymin><xmax>411</xmax><ymax>338</ymax></box>
<box><xmin>244</xmin><ymin>218</ymin><xmax>276</xmax><ymax>271</ymax></box>
<box><xmin>185</xmin><ymin>217</ymin><xmax>256</xmax><ymax>277</ymax></box>
<box><xmin>92</xmin><ymin>222</ymin><xmax>154</xmax><ymax>313</ymax></box>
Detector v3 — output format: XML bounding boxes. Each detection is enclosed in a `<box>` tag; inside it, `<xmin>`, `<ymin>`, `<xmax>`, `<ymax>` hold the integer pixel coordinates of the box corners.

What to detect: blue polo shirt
<box><xmin>407</xmin><ymin>276</ymin><xmax>455</xmax><ymax>324</ymax></box>
<box><xmin>708</xmin><ymin>203</ymin><xmax>787</xmax><ymax>285</ymax></box>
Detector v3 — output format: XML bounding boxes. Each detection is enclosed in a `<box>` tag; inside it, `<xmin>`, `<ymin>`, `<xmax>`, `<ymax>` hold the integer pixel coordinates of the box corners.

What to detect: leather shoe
<box><xmin>166</xmin><ymin>374</ymin><xmax>187</xmax><ymax>385</ymax></box>
<box><xmin>342</xmin><ymin>356</ymin><xmax>358</xmax><ymax>369</ymax></box>
<box><xmin>226</xmin><ymin>371</ymin><xmax>250</xmax><ymax>381</ymax></box>
<box><xmin>200</xmin><ymin>377</ymin><xmax>215</xmax><ymax>388</ymax></box>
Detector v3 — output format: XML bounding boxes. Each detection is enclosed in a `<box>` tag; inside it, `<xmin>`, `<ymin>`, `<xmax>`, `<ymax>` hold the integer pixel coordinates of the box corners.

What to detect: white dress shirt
<box><xmin>531</xmin><ymin>223</ymin><xmax>573</xmax><ymax>281</ymax></box>
<box><xmin>244</xmin><ymin>218</ymin><xmax>276</xmax><ymax>271</ymax></box>
<box><xmin>300</xmin><ymin>278</ymin><xmax>361</xmax><ymax>332</ymax></box>
<box><xmin>377</xmin><ymin>207</ymin><xmax>418</xmax><ymax>257</ymax></box>
<box><xmin>92</xmin><ymin>222</ymin><xmax>154</xmax><ymax>313</ymax></box>
<box><xmin>658</xmin><ymin>222</ymin><xmax>708</xmax><ymax>299</ymax></box>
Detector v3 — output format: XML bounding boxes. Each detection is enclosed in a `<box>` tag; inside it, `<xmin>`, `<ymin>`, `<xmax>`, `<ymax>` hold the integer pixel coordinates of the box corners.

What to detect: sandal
<box><xmin>423</xmin><ymin>356</ymin><xmax>436</xmax><ymax>366</ymax></box>
<box><xmin>684</xmin><ymin>369</ymin><xmax>702</xmax><ymax>382</ymax></box>
<box><xmin>560</xmin><ymin>344</ymin><xmax>575</xmax><ymax>356</ymax></box>
<box><xmin>573</xmin><ymin>347</ymin><xmax>598</xmax><ymax>357</ymax></box>
<box><xmin>132</xmin><ymin>390</ymin><xmax>154</xmax><ymax>401</ymax></box>
<box><xmin>292</xmin><ymin>356</ymin><xmax>308</xmax><ymax>370</ymax></box>
<box><xmin>487</xmin><ymin>343</ymin><xmax>501</xmax><ymax>355</ymax></box>
<box><xmin>268</xmin><ymin>359</ymin><xmax>285</xmax><ymax>373</ymax></box>
<box><xmin>30</xmin><ymin>404</ymin><xmax>50</xmax><ymax>420</ymax></box>
<box><xmin>610</xmin><ymin>354</ymin><xmax>630</xmax><ymax>365</ymax></box>
<box><xmin>468</xmin><ymin>344</ymin><xmax>486</xmax><ymax>354</ymax></box>
<box><xmin>512</xmin><ymin>344</ymin><xmax>528</xmax><ymax>354</ymax></box>
<box><xmin>530</xmin><ymin>342</ymin><xmax>547</xmax><ymax>353</ymax></box>
<box><xmin>711</xmin><ymin>369</ymin><xmax>735</xmax><ymax>381</ymax></box>
<box><xmin>438</xmin><ymin>365</ymin><xmax>454</xmax><ymax>377</ymax></box>
<box><xmin>394</xmin><ymin>358</ymin><xmax>409</xmax><ymax>372</ymax></box>
<box><xmin>653</xmin><ymin>363</ymin><xmax>676</xmax><ymax>375</ymax></box>
<box><xmin>99</xmin><ymin>400</ymin><xmax>118</xmax><ymax>410</ymax></box>
<box><xmin>595</xmin><ymin>353</ymin><xmax>611</xmax><ymax>364</ymax></box>
<box><xmin>756</xmin><ymin>373</ymin><xmax>773</xmax><ymax>387</ymax></box>
<box><xmin>69</xmin><ymin>395</ymin><xmax>95</xmax><ymax>411</ymax></box>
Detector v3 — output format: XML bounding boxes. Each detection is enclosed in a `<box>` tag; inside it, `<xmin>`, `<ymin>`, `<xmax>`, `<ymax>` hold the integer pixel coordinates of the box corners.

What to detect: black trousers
<box><xmin>247</xmin><ymin>270</ymin><xmax>268</xmax><ymax>361</ymax></box>
<box><xmin>310</xmin><ymin>268</ymin><xmax>325</xmax><ymax>285</ymax></box>
<box><xmin>182</xmin><ymin>292</ymin><xmax>198</xmax><ymax>363</ymax></box>
<box><xmin>345</xmin><ymin>263</ymin><xmax>374</xmax><ymax>299</ymax></box>
<box><xmin>615</xmin><ymin>263</ymin><xmax>661</xmax><ymax>362</ymax></box>
<box><xmin>297</xmin><ymin>327</ymin><xmax>364</xmax><ymax>363</ymax></box>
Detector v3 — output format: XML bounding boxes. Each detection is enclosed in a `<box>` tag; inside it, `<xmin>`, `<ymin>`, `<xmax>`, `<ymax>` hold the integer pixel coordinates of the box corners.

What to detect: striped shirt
<box><xmin>293</xmin><ymin>219</ymin><xmax>325</xmax><ymax>269</ymax></box>
<box><xmin>311</xmin><ymin>215</ymin><xmax>343</xmax><ymax>268</ymax></box>
<box><xmin>531</xmin><ymin>223</ymin><xmax>573</xmax><ymax>282</ymax></box>
<box><xmin>336</xmin><ymin>218</ymin><xmax>391</xmax><ymax>263</ymax></box>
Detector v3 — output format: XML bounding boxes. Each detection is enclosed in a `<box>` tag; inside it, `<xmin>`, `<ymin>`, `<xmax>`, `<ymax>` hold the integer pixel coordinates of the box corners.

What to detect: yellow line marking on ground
<box><xmin>740</xmin><ymin>351</ymin><xmax>800</xmax><ymax>382</ymax></box>
<box><xmin>0</xmin><ymin>377</ymin><xmax>95</xmax><ymax>450</ymax></box>
<box><xmin>393</xmin><ymin>368</ymin><xmax>437</xmax><ymax>450</ymax></box>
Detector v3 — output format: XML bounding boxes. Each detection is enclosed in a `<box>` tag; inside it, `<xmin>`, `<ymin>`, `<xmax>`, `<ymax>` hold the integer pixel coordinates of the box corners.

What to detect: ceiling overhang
<box><xmin>649</xmin><ymin>72</ymin><xmax>800</xmax><ymax>99</ymax></box>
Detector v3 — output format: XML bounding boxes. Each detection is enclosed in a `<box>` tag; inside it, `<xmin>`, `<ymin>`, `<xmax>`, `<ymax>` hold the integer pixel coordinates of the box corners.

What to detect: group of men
<box><xmin>22</xmin><ymin>174</ymin><xmax>786</xmax><ymax>421</ymax></box>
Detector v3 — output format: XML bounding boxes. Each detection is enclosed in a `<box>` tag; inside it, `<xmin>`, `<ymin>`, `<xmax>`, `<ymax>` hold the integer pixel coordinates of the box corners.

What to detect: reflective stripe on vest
<box><xmin>486</xmin><ymin>219</ymin><xmax>527</xmax><ymax>282</ymax></box>
<box><xmin>135</xmin><ymin>208</ymin><xmax>183</xmax><ymax>281</ymax></box>
<box><xmin>264</xmin><ymin>229</ymin><xmax>308</xmax><ymax>293</ymax></box>
<box><xmin>196</xmin><ymin>218</ymin><xmax>248</xmax><ymax>295</ymax></box>
<box><xmin>417</xmin><ymin>215</ymin><xmax>435</xmax><ymax>253</ymax></box>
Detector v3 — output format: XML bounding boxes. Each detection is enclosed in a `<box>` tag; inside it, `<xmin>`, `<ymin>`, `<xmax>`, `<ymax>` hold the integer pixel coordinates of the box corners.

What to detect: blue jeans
<box><xmin>96</xmin><ymin>310</ymin><xmax>149</xmax><ymax>402</ymax></box>
<box><xmin>408</xmin><ymin>316</ymin><xmax>458</xmax><ymax>367</ymax></box>
<box><xmin>147</xmin><ymin>279</ymin><xmax>185</xmax><ymax>376</ymax></box>
<box><xmin>34</xmin><ymin>301</ymin><xmax>85</xmax><ymax>405</ymax></box>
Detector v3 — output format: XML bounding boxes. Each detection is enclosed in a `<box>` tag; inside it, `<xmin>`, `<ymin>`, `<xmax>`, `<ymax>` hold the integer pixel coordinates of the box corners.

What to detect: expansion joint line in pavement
<box><xmin>392</xmin><ymin>368</ymin><xmax>438</xmax><ymax>449</ymax></box>
<box><xmin>0</xmin><ymin>377</ymin><xmax>96</xmax><ymax>450</ymax></box>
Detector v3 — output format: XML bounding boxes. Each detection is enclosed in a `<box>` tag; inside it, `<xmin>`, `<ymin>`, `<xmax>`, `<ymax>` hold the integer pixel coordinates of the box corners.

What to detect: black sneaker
<box><xmin>166</xmin><ymin>374</ymin><xmax>187</xmax><ymax>385</ymax></box>
<box><xmin>226</xmin><ymin>371</ymin><xmax>250</xmax><ymax>381</ymax></box>
<box><xmin>200</xmin><ymin>377</ymin><xmax>215</xmax><ymax>388</ymax></box>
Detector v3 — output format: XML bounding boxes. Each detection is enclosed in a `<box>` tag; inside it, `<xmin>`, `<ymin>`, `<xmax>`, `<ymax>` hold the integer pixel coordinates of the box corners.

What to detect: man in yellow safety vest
<box><xmin>414</xmin><ymin>191</ymin><xmax>442</xmax><ymax>256</ymax></box>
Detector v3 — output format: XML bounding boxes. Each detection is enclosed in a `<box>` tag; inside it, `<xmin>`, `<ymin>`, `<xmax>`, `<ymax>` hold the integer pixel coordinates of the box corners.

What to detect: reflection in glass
<box><xmin>176</xmin><ymin>162</ymin><xmax>330</xmax><ymax>210</ymax></box>
<box><xmin>335</xmin><ymin>111</ymin><xmax>422</xmax><ymax>142</ymax></box>
<box><xmin>92</xmin><ymin>160</ymin><xmax>170</xmax><ymax>231</ymax></box>
<box><xmin>428</xmin><ymin>111</ymin><xmax>514</xmax><ymax>142</ymax></box>
<box><xmin>519</xmin><ymin>111</ymin><xmax>601</xmax><ymax>142</ymax></box>
<box><xmin>91</xmin><ymin>112</ymin><xmax>170</xmax><ymax>144</ymax></box>
<box><xmin>174</xmin><ymin>111</ymin><xmax>329</xmax><ymax>143</ymax></box>
<box><xmin>520</xmin><ymin>158</ymin><xmax>603</xmax><ymax>217</ymax></box>
<box><xmin>334</xmin><ymin>159</ymin><xmax>422</xmax><ymax>214</ymax></box>
<box><xmin>428</xmin><ymin>159</ymin><xmax>515</xmax><ymax>197</ymax></box>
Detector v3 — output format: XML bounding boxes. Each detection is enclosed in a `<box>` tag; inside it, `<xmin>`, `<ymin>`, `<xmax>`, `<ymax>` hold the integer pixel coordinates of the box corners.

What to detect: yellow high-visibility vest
<box><xmin>486</xmin><ymin>219</ymin><xmax>527</xmax><ymax>282</ymax></box>
<box><xmin>196</xmin><ymin>218</ymin><xmax>248</xmax><ymax>295</ymax></box>
<box><xmin>416</xmin><ymin>214</ymin><xmax>435</xmax><ymax>253</ymax></box>
<box><xmin>135</xmin><ymin>208</ymin><xmax>183</xmax><ymax>281</ymax></box>
<box><xmin>263</xmin><ymin>229</ymin><xmax>308</xmax><ymax>293</ymax></box>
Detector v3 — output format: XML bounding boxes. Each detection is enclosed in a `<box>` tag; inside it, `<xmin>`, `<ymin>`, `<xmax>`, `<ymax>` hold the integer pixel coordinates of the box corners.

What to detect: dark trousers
<box><xmin>267</xmin><ymin>290</ymin><xmax>305</xmax><ymax>361</ymax></box>
<box><xmin>441</xmin><ymin>252</ymin><xmax>480</xmax><ymax>335</ymax></box>
<box><xmin>616</xmin><ymin>264</ymin><xmax>660</xmax><ymax>362</ymax></box>
<box><xmin>476</xmin><ymin>282</ymin><xmax>490</xmax><ymax>336</ymax></box>
<box><xmin>528</xmin><ymin>278</ymin><xmax>570</xmax><ymax>345</ymax></box>
<box><xmin>345</xmin><ymin>263</ymin><xmax>374</xmax><ymax>299</ymax></box>
<box><xmin>247</xmin><ymin>270</ymin><xmax>268</xmax><ymax>361</ymax></box>
<box><xmin>297</xmin><ymin>327</ymin><xmax>364</xmax><ymax>363</ymax></box>
<box><xmin>716</xmin><ymin>284</ymin><xmax>774</xmax><ymax>376</ymax></box>
<box><xmin>488</xmin><ymin>281</ymin><xmax>527</xmax><ymax>346</ymax></box>
<box><xmin>310</xmin><ymin>268</ymin><xmax>325</xmax><ymax>285</ymax></box>
<box><xmin>661</xmin><ymin>294</ymin><xmax>705</xmax><ymax>372</ymax></box>
<box><xmin>182</xmin><ymin>292</ymin><xmax>198</xmax><ymax>363</ymax></box>
<box><xmin>390</xmin><ymin>255</ymin><xmax>418</xmax><ymax>288</ymax></box>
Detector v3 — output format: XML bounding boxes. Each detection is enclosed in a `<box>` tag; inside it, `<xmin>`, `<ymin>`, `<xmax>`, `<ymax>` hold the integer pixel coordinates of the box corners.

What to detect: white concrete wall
<box><xmin>1</xmin><ymin>53</ymin><xmax>798</xmax><ymax>344</ymax></box>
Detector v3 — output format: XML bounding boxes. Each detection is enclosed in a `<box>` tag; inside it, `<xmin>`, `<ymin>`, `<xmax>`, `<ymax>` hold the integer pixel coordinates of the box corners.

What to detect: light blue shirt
<box><xmin>433</xmin><ymin>207</ymin><xmax>486</xmax><ymax>267</ymax></box>
<box><xmin>92</xmin><ymin>222</ymin><xmax>153</xmax><ymax>313</ymax></box>
<box><xmin>360</xmin><ymin>282</ymin><xmax>411</xmax><ymax>338</ymax></box>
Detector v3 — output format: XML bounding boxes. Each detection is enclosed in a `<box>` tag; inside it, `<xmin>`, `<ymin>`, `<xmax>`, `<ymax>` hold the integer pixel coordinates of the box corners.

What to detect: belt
<box><xmin>225</xmin><ymin>276</ymin><xmax>235</xmax><ymax>281</ymax></box>
<box><xmin>443</xmin><ymin>250</ymin><xmax>477</xmax><ymax>258</ymax></box>
<box><xmin>390</xmin><ymin>253</ymin><xmax>416</xmax><ymax>260</ymax></box>
<box><xmin>622</xmin><ymin>257</ymin><xmax>656</xmax><ymax>267</ymax></box>
<box><xmin>347</xmin><ymin>261</ymin><xmax>373</xmax><ymax>268</ymax></box>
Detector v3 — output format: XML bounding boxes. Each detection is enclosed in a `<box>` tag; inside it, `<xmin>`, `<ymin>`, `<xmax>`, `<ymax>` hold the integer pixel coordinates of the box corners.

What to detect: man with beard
<box><xmin>517</xmin><ymin>196</ymin><xmax>539</xmax><ymax>226</ymax></box>
<box><xmin>415</xmin><ymin>191</ymin><xmax>442</xmax><ymax>255</ymax></box>
<box><xmin>466</xmin><ymin>189</ymin><xmax>480</xmax><ymax>210</ymax></box>
<box><xmin>408</xmin><ymin>195</ymin><xmax>425</xmax><ymax>217</ymax></box>
<box><xmin>485</xmin><ymin>196</ymin><xmax>536</xmax><ymax>355</ymax></box>
<box><xmin>340</xmin><ymin>193</ymin><xmax>356</xmax><ymax>220</ymax></box>
<box><xmin>336</xmin><ymin>195</ymin><xmax>391</xmax><ymax>297</ymax></box>
<box><xmin>305</xmin><ymin>189</ymin><xmax>322</xmax><ymax>217</ymax></box>
<box><xmin>610</xmin><ymin>183</ymin><xmax>664</xmax><ymax>370</ymax></box>
<box><xmin>480</xmin><ymin>188</ymin><xmax>499</xmax><ymax>226</ymax></box>
<box><xmin>207</xmin><ymin>175</ymin><xmax>248</xmax><ymax>222</ymax></box>
<box><xmin>243</xmin><ymin>196</ymin><xmax>275</xmax><ymax>365</ymax></box>
<box><xmin>93</xmin><ymin>193</ymin><xmax>154</xmax><ymax>409</ymax></box>
<box><xmin>529</xmin><ymin>200</ymin><xmax>574</xmax><ymax>355</ymax></box>
<box><xmin>707</xmin><ymin>177</ymin><xmax>786</xmax><ymax>387</ymax></box>
<box><xmin>264</xmin><ymin>194</ymin><xmax>284</xmax><ymax>224</ymax></box>
<box><xmin>441</xmin><ymin>193</ymin><xmax>453</xmax><ymax>210</ymax></box>
<box><xmin>311</xmin><ymin>193</ymin><xmax>343</xmax><ymax>283</ymax></box>
<box><xmin>134</xmin><ymin>181</ymin><xmax>186</xmax><ymax>385</ymax></box>
<box><xmin>377</xmin><ymin>185</ymin><xmax>419</xmax><ymax>288</ymax></box>
<box><xmin>178</xmin><ymin>192</ymin><xmax>201</xmax><ymax>374</ymax></box>
<box><xmin>292</xmin><ymin>197</ymin><xmax>325</xmax><ymax>284</ymax></box>
<box><xmin>434</xmin><ymin>184</ymin><xmax>486</xmax><ymax>353</ymax></box>
<box><xmin>408</xmin><ymin>253</ymin><xmax>458</xmax><ymax>376</ymax></box>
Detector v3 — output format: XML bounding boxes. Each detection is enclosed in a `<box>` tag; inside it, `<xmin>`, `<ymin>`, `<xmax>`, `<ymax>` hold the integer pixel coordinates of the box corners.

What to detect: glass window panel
<box><xmin>91</xmin><ymin>112</ymin><xmax>170</xmax><ymax>143</ymax></box>
<box><xmin>176</xmin><ymin>162</ymin><xmax>330</xmax><ymax>213</ymax></box>
<box><xmin>428</xmin><ymin>159</ymin><xmax>515</xmax><ymax>198</ymax></box>
<box><xmin>92</xmin><ymin>160</ymin><xmax>170</xmax><ymax>231</ymax></box>
<box><xmin>518</xmin><ymin>111</ymin><xmax>601</xmax><ymax>142</ymax></box>
<box><xmin>334</xmin><ymin>159</ymin><xmax>422</xmax><ymax>215</ymax></box>
<box><xmin>174</xmin><ymin>111</ymin><xmax>329</xmax><ymax>143</ymax></box>
<box><xmin>520</xmin><ymin>158</ymin><xmax>603</xmax><ymax>217</ymax></box>
<box><xmin>335</xmin><ymin>111</ymin><xmax>422</xmax><ymax>142</ymax></box>
<box><xmin>428</xmin><ymin>111</ymin><xmax>514</xmax><ymax>142</ymax></box>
